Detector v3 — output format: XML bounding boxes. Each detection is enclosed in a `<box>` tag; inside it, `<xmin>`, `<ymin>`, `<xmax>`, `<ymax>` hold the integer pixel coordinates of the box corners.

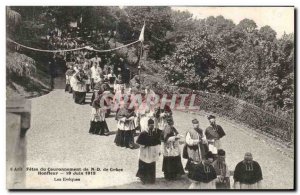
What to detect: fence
<box><xmin>154</xmin><ymin>85</ymin><xmax>294</xmax><ymax>144</ymax></box>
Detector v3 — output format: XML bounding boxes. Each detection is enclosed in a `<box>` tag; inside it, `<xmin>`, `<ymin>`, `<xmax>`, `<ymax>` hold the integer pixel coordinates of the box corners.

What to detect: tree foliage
<box><xmin>162</xmin><ymin>15</ymin><xmax>294</xmax><ymax>113</ymax></box>
<box><xmin>7</xmin><ymin>7</ymin><xmax>294</xmax><ymax>113</ymax></box>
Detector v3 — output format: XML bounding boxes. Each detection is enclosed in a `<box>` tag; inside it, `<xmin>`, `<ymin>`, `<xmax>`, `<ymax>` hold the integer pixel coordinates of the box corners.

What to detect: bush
<box><xmin>6</xmin><ymin>52</ymin><xmax>51</xmax><ymax>98</ymax></box>
<box><xmin>153</xmin><ymin>84</ymin><xmax>294</xmax><ymax>143</ymax></box>
<box><xmin>7</xmin><ymin>52</ymin><xmax>36</xmax><ymax>77</ymax></box>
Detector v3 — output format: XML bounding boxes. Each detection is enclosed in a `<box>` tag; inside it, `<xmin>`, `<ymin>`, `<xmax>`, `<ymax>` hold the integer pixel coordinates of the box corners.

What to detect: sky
<box><xmin>171</xmin><ymin>7</ymin><xmax>294</xmax><ymax>38</ymax></box>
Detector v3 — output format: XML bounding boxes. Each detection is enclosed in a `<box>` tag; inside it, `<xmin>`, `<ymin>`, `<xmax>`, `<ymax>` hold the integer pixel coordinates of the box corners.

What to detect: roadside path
<box><xmin>25</xmin><ymin>89</ymin><xmax>294</xmax><ymax>189</ymax></box>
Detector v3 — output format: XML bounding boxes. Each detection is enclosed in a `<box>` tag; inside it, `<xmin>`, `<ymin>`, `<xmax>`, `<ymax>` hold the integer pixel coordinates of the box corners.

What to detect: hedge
<box><xmin>153</xmin><ymin>84</ymin><xmax>294</xmax><ymax>143</ymax></box>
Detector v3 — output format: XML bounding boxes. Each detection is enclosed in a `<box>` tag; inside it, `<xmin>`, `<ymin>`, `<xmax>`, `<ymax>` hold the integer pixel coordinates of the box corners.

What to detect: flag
<box><xmin>138</xmin><ymin>22</ymin><xmax>145</xmax><ymax>42</ymax></box>
<box><xmin>80</xmin><ymin>14</ymin><xmax>83</xmax><ymax>24</ymax></box>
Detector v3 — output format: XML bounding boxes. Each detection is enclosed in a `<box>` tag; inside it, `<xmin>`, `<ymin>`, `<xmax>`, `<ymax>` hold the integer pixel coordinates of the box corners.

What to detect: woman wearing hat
<box><xmin>161</xmin><ymin>118</ymin><xmax>185</xmax><ymax>180</ymax></box>
<box><xmin>89</xmin><ymin>95</ymin><xmax>109</xmax><ymax>136</ymax></box>
<box><xmin>136</xmin><ymin>119</ymin><xmax>161</xmax><ymax>184</ymax></box>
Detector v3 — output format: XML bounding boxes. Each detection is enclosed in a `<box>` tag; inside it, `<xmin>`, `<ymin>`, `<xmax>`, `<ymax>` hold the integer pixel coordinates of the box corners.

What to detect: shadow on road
<box><xmin>107</xmin><ymin>131</ymin><xmax>117</xmax><ymax>135</ymax></box>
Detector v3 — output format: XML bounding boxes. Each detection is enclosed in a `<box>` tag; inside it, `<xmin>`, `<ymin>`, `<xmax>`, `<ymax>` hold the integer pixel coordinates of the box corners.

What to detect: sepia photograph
<box><xmin>6</xmin><ymin>6</ymin><xmax>295</xmax><ymax>190</ymax></box>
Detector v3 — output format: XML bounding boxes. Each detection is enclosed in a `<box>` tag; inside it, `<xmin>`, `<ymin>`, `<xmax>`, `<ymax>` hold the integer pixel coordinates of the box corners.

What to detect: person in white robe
<box><xmin>136</xmin><ymin>119</ymin><xmax>161</xmax><ymax>184</ymax></box>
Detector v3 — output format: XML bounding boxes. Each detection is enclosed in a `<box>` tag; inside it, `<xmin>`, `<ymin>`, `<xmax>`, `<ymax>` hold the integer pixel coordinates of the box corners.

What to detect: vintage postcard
<box><xmin>6</xmin><ymin>6</ymin><xmax>295</xmax><ymax>190</ymax></box>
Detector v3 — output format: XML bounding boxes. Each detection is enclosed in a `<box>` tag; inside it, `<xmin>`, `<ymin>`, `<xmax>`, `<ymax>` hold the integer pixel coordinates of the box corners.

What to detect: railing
<box><xmin>153</xmin><ymin>85</ymin><xmax>294</xmax><ymax>144</ymax></box>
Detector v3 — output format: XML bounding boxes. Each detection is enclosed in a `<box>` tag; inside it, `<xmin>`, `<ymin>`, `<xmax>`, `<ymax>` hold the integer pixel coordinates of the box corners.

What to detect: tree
<box><xmin>236</xmin><ymin>18</ymin><xmax>257</xmax><ymax>33</ymax></box>
<box><xmin>259</xmin><ymin>25</ymin><xmax>277</xmax><ymax>42</ymax></box>
<box><xmin>124</xmin><ymin>6</ymin><xmax>173</xmax><ymax>60</ymax></box>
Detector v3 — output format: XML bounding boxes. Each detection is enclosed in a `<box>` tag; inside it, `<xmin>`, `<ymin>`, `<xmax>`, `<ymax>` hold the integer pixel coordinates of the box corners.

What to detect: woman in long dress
<box><xmin>89</xmin><ymin>95</ymin><xmax>109</xmax><ymax>136</ymax></box>
<box><xmin>161</xmin><ymin>118</ymin><xmax>185</xmax><ymax>180</ymax></box>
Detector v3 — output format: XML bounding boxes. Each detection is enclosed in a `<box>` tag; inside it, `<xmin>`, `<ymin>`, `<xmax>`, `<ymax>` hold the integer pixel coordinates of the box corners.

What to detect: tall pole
<box><xmin>115</xmin><ymin>22</ymin><xmax>117</xmax><ymax>48</ymax></box>
<box><xmin>138</xmin><ymin>41</ymin><xmax>143</xmax><ymax>83</ymax></box>
<box><xmin>137</xmin><ymin>21</ymin><xmax>145</xmax><ymax>86</ymax></box>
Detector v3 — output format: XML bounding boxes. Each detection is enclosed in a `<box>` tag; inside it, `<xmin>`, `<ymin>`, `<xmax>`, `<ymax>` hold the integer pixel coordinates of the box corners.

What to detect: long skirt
<box><xmin>89</xmin><ymin>121</ymin><xmax>109</xmax><ymax>135</ymax></box>
<box><xmin>74</xmin><ymin>91</ymin><xmax>86</xmax><ymax>104</ymax></box>
<box><xmin>136</xmin><ymin>160</ymin><xmax>156</xmax><ymax>184</ymax></box>
<box><xmin>114</xmin><ymin>129</ymin><xmax>134</xmax><ymax>147</ymax></box>
<box><xmin>189</xmin><ymin>180</ymin><xmax>216</xmax><ymax>189</ymax></box>
<box><xmin>162</xmin><ymin>155</ymin><xmax>185</xmax><ymax>180</ymax></box>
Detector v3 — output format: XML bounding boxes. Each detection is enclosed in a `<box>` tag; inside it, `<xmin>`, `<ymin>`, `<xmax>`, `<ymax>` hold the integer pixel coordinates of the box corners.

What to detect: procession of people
<box><xmin>61</xmin><ymin>50</ymin><xmax>264</xmax><ymax>190</ymax></box>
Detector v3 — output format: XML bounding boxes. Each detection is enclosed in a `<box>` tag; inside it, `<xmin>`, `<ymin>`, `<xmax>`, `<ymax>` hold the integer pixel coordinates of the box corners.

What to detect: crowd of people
<box><xmin>135</xmin><ymin>115</ymin><xmax>263</xmax><ymax>189</ymax></box>
<box><xmin>64</xmin><ymin>54</ymin><xmax>263</xmax><ymax>190</ymax></box>
<box><xmin>46</xmin><ymin>26</ymin><xmax>104</xmax><ymax>51</ymax></box>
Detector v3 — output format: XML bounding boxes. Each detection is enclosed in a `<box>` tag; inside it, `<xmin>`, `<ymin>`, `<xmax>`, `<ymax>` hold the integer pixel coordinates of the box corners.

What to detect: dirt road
<box><xmin>25</xmin><ymin>89</ymin><xmax>294</xmax><ymax>189</ymax></box>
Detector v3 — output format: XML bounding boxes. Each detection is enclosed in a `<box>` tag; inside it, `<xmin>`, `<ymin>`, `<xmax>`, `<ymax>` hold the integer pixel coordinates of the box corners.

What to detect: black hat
<box><xmin>207</xmin><ymin>115</ymin><xmax>216</xmax><ymax>120</ymax></box>
<box><xmin>217</xmin><ymin>149</ymin><xmax>226</xmax><ymax>156</ymax></box>
<box><xmin>192</xmin><ymin>118</ymin><xmax>199</xmax><ymax>124</ymax></box>
<box><xmin>148</xmin><ymin>119</ymin><xmax>154</xmax><ymax>125</ymax></box>
<box><xmin>205</xmin><ymin>151</ymin><xmax>214</xmax><ymax>159</ymax></box>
